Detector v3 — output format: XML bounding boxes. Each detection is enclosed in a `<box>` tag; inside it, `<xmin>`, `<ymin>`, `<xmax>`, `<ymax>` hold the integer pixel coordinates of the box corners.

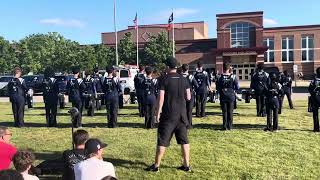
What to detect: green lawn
<box><xmin>1</xmin><ymin>100</ymin><xmax>320</xmax><ymax>180</ymax></box>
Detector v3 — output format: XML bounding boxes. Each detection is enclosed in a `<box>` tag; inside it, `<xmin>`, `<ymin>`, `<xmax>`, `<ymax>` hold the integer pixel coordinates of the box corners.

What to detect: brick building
<box><xmin>102</xmin><ymin>11</ymin><xmax>320</xmax><ymax>80</ymax></box>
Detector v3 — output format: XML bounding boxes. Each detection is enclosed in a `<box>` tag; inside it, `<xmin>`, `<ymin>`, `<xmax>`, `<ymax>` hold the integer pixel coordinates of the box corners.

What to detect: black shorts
<box><xmin>157</xmin><ymin>119</ymin><xmax>189</xmax><ymax>147</ymax></box>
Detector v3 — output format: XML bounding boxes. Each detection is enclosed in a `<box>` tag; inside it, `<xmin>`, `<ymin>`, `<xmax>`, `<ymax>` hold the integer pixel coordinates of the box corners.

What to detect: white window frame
<box><xmin>281</xmin><ymin>37</ymin><xmax>294</xmax><ymax>62</ymax></box>
<box><xmin>301</xmin><ymin>36</ymin><xmax>314</xmax><ymax>62</ymax></box>
<box><xmin>264</xmin><ymin>38</ymin><xmax>275</xmax><ymax>63</ymax></box>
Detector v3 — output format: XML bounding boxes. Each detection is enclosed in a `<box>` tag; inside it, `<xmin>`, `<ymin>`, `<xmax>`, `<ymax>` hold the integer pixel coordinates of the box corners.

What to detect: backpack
<box><xmin>195</xmin><ymin>71</ymin><xmax>206</xmax><ymax>86</ymax></box>
<box><xmin>104</xmin><ymin>78</ymin><xmax>115</xmax><ymax>93</ymax></box>
<box><xmin>68</xmin><ymin>78</ymin><xmax>81</xmax><ymax>99</ymax></box>
<box><xmin>219</xmin><ymin>74</ymin><xmax>236</xmax><ymax>102</ymax></box>
<box><xmin>44</xmin><ymin>78</ymin><xmax>56</xmax><ymax>94</ymax></box>
<box><xmin>254</xmin><ymin>71</ymin><xmax>268</xmax><ymax>94</ymax></box>
<box><xmin>144</xmin><ymin>78</ymin><xmax>156</xmax><ymax>95</ymax></box>
<box><xmin>134</xmin><ymin>73</ymin><xmax>145</xmax><ymax>89</ymax></box>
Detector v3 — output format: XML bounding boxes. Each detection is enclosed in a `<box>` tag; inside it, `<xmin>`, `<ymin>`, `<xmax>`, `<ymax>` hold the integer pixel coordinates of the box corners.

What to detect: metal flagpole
<box><xmin>136</xmin><ymin>14</ymin><xmax>139</xmax><ymax>67</ymax></box>
<box><xmin>114</xmin><ymin>0</ymin><xmax>119</xmax><ymax>65</ymax></box>
<box><xmin>172</xmin><ymin>12</ymin><xmax>175</xmax><ymax>58</ymax></box>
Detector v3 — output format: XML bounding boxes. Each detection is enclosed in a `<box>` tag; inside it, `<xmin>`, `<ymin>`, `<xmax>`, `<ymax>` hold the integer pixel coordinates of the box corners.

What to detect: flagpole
<box><xmin>114</xmin><ymin>0</ymin><xmax>119</xmax><ymax>66</ymax></box>
<box><xmin>172</xmin><ymin>12</ymin><xmax>175</xmax><ymax>58</ymax></box>
<box><xmin>136</xmin><ymin>14</ymin><xmax>139</xmax><ymax>67</ymax></box>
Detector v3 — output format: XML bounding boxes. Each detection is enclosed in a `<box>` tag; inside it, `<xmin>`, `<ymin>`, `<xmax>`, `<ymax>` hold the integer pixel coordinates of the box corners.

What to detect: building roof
<box><xmin>216</xmin><ymin>11</ymin><xmax>263</xmax><ymax>17</ymax></box>
<box><xmin>264</xmin><ymin>24</ymin><xmax>320</xmax><ymax>31</ymax></box>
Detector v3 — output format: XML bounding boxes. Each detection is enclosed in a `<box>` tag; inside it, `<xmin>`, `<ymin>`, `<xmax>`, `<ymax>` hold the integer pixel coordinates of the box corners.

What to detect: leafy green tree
<box><xmin>118</xmin><ymin>32</ymin><xmax>136</xmax><ymax>65</ymax></box>
<box><xmin>94</xmin><ymin>44</ymin><xmax>115</xmax><ymax>69</ymax></box>
<box><xmin>143</xmin><ymin>32</ymin><xmax>173</xmax><ymax>71</ymax></box>
<box><xmin>0</xmin><ymin>36</ymin><xmax>18</xmax><ymax>73</ymax></box>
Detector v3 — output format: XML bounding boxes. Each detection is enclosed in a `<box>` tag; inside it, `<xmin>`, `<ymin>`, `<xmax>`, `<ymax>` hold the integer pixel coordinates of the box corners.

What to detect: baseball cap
<box><xmin>85</xmin><ymin>138</ymin><xmax>108</xmax><ymax>154</ymax></box>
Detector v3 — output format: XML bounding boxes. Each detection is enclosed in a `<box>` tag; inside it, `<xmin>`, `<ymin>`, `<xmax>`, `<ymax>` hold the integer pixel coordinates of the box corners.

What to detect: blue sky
<box><xmin>0</xmin><ymin>0</ymin><xmax>319</xmax><ymax>44</ymax></box>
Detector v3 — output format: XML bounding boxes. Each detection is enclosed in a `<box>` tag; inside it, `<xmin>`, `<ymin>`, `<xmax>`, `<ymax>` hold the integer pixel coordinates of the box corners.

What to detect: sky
<box><xmin>1</xmin><ymin>0</ymin><xmax>320</xmax><ymax>45</ymax></box>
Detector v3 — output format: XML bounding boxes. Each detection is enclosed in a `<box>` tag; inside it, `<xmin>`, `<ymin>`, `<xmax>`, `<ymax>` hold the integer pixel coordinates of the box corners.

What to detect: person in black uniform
<box><xmin>66</xmin><ymin>67</ymin><xmax>86</xmax><ymax>128</ymax></box>
<box><xmin>264</xmin><ymin>73</ymin><xmax>282</xmax><ymax>132</ymax></box>
<box><xmin>181</xmin><ymin>64</ymin><xmax>199</xmax><ymax>128</ymax></box>
<box><xmin>134</xmin><ymin>66</ymin><xmax>146</xmax><ymax>117</ymax></box>
<box><xmin>279</xmin><ymin>70</ymin><xmax>294</xmax><ymax>114</ymax></box>
<box><xmin>92</xmin><ymin>68</ymin><xmax>103</xmax><ymax>110</ymax></box>
<box><xmin>250</xmin><ymin>63</ymin><xmax>269</xmax><ymax>117</ymax></box>
<box><xmin>102</xmin><ymin>67</ymin><xmax>121</xmax><ymax>128</ymax></box>
<box><xmin>308</xmin><ymin>67</ymin><xmax>320</xmax><ymax>132</ymax></box>
<box><xmin>42</xmin><ymin>67</ymin><xmax>60</xmax><ymax>127</ymax></box>
<box><xmin>83</xmin><ymin>71</ymin><xmax>96</xmax><ymax>116</ymax></box>
<box><xmin>145</xmin><ymin>57</ymin><xmax>191</xmax><ymax>172</ymax></box>
<box><xmin>142</xmin><ymin>67</ymin><xmax>158</xmax><ymax>129</ymax></box>
<box><xmin>194</xmin><ymin>62</ymin><xmax>210</xmax><ymax>117</ymax></box>
<box><xmin>216</xmin><ymin>63</ymin><xmax>239</xmax><ymax>130</ymax></box>
<box><xmin>8</xmin><ymin>67</ymin><xmax>28</xmax><ymax>128</ymax></box>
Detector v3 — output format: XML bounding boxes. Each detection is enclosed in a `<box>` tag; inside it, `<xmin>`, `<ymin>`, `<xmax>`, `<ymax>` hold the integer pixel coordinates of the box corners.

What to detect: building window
<box><xmin>301</xmin><ymin>36</ymin><xmax>314</xmax><ymax>61</ymax></box>
<box><xmin>264</xmin><ymin>38</ymin><xmax>275</xmax><ymax>63</ymax></box>
<box><xmin>281</xmin><ymin>37</ymin><xmax>294</xmax><ymax>62</ymax></box>
<box><xmin>227</xmin><ymin>22</ymin><xmax>255</xmax><ymax>48</ymax></box>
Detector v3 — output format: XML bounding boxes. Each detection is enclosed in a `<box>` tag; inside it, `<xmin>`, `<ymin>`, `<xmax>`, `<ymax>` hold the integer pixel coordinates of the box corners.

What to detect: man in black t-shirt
<box><xmin>145</xmin><ymin>57</ymin><xmax>192</xmax><ymax>172</ymax></box>
<box><xmin>62</xmin><ymin>130</ymin><xmax>89</xmax><ymax>180</ymax></box>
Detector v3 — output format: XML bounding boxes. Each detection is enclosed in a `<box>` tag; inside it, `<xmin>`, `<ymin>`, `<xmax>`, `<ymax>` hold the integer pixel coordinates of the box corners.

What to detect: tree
<box><xmin>0</xmin><ymin>36</ymin><xmax>18</xmax><ymax>73</ymax></box>
<box><xmin>143</xmin><ymin>32</ymin><xmax>173</xmax><ymax>71</ymax></box>
<box><xmin>94</xmin><ymin>44</ymin><xmax>115</xmax><ymax>69</ymax></box>
<box><xmin>118</xmin><ymin>32</ymin><xmax>136</xmax><ymax>65</ymax></box>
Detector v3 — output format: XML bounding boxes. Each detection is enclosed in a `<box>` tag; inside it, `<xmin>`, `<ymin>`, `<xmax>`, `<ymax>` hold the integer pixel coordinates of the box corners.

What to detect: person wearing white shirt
<box><xmin>74</xmin><ymin>138</ymin><xmax>116</xmax><ymax>180</ymax></box>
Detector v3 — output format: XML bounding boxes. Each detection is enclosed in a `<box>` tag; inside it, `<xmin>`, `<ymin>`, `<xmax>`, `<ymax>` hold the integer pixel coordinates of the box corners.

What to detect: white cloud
<box><xmin>39</xmin><ymin>18</ymin><xmax>86</xmax><ymax>28</ymax></box>
<box><xmin>264</xmin><ymin>18</ymin><xmax>278</xmax><ymax>26</ymax></box>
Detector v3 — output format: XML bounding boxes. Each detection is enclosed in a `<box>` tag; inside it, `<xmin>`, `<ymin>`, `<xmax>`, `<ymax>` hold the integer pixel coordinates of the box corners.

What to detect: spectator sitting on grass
<box><xmin>0</xmin><ymin>169</ymin><xmax>23</xmax><ymax>180</ymax></box>
<box><xmin>0</xmin><ymin>126</ymin><xmax>17</xmax><ymax>171</ymax></box>
<box><xmin>13</xmin><ymin>150</ymin><xmax>39</xmax><ymax>180</ymax></box>
<box><xmin>74</xmin><ymin>138</ymin><xmax>116</xmax><ymax>180</ymax></box>
<box><xmin>62</xmin><ymin>129</ymin><xmax>89</xmax><ymax>180</ymax></box>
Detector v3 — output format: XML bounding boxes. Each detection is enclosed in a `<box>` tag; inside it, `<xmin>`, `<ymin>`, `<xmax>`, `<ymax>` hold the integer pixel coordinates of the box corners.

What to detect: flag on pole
<box><xmin>134</xmin><ymin>13</ymin><xmax>139</xmax><ymax>66</ymax></box>
<box><xmin>167</xmin><ymin>13</ymin><xmax>174</xmax><ymax>30</ymax></box>
<box><xmin>133</xmin><ymin>13</ymin><xmax>138</xmax><ymax>29</ymax></box>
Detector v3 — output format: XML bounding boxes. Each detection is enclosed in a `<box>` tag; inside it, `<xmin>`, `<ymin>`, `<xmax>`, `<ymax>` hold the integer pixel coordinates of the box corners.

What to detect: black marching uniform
<box><xmin>182</xmin><ymin>72</ymin><xmax>199</xmax><ymax>128</ymax></box>
<box><xmin>92</xmin><ymin>73</ymin><xmax>103</xmax><ymax>110</ymax></box>
<box><xmin>8</xmin><ymin>78</ymin><xmax>28</xmax><ymax>127</ymax></box>
<box><xmin>216</xmin><ymin>74</ymin><xmax>239</xmax><ymax>130</ymax></box>
<box><xmin>67</xmin><ymin>77</ymin><xmax>86</xmax><ymax>128</ymax></box>
<box><xmin>42</xmin><ymin>77</ymin><xmax>60</xmax><ymax>127</ymax></box>
<box><xmin>194</xmin><ymin>70</ymin><xmax>210</xmax><ymax>117</ymax></box>
<box><xmin>265</xmin><ymin>78</ymin><xmax>282</xmax><ymax>131</ymax></box>
<box><xmin>251</xmin><ymin>70</ymin><xmax>269</xmax><ymax>117</ymax></box>
<box><xmin>134</xmin><ymin>72</ymin><xmax>146</xmax><ymax>117</ymax></box>
<box><xmin>142</xmin><ymin>77</ymin><xmax>158</xmax><ymax>129</ymax></box>
<box><xmin>103</xmin><ymin>77</ymin><xmax>121</xmax><ymax>128</ymax></box>
<box><xmin>84</xmin><ymin>76</ymin><xmax>96</xmax><ymax>116</ymax></box>
<box><xmin>308</xmin><ymin>77</ymin><xmax>320</xmax><ymax>132</ymax></box>
<box><xmin>279</xmin><ymin>73</ymin><xmax>293</xmax><ymax>113</ymax></box>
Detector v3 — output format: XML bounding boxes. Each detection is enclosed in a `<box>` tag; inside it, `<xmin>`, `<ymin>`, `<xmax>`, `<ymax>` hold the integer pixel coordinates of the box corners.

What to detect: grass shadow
<box><xmin>193</xmin><ymin>123</ymin><xmax>266</xmax><ymax>130</ymax></box>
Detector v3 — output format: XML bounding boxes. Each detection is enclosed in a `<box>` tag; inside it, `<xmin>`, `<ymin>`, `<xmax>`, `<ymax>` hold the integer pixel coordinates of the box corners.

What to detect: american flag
<box><xmin>133</xmin><ymin>13</ymin><xmax>138</xmax><ymax>29</ymax></box>
<box><xmin>167</xmin><ymin>13</ymin><xmax>173</xmax><ymax>30</ymax></box>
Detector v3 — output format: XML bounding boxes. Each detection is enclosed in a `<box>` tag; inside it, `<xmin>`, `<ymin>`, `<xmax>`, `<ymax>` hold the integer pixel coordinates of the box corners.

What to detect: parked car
<box><xmin>23</xmin><ymin>75</ymin><xmax>44</xmax><ymax>94</ymax></box>
<box><xmin>0</xmin><ymin>76</ymin><xmax>13</xmax><ymax>97</ymax></box>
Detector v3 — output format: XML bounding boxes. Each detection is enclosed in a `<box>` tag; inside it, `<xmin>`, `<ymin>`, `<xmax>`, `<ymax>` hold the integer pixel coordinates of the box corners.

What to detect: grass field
<box><xmin>1</xmin><ymin>100</ymin><xmax>320</xmax><ymax>180</ymax></box>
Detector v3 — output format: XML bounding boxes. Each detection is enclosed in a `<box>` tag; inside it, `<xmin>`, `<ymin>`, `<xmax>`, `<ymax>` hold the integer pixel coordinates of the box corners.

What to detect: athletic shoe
<box><xmin>177</xmin><ymin>165</ymin><xmax>192</xmax><ymax>172</ymax></box>
<box><xmin>145</xmin><ymin>164</ymin><xmax>159</xmax><ymax>172</ymax></box>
